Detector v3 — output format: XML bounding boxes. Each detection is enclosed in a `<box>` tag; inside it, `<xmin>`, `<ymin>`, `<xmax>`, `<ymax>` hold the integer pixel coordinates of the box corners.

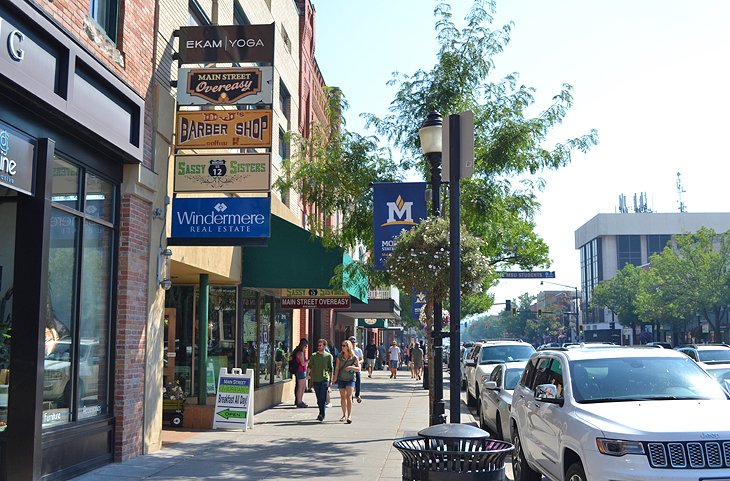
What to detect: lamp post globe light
<box><xmin>541</xmin><ymin>280</ymin><xmax>581</xmax><ymax>342</ymax></box>
<box><xmin>418</xmin><ymin>111</ymin><xmax>446</xmax><ymax>425</ymax></box>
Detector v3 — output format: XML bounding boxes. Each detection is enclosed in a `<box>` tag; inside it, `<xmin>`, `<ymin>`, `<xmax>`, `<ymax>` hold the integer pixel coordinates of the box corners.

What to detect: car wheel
<box><xmin>495</xmin><ymin>412</ymin><xmax>504</xmax><ymax>441</ymax></box>
<box><xmin>512</xmin><ymin>426</ymin><xmax>542</xmax><ymax>481</ymax></box>
<box><xmin>170</xmin><ymin>413</ymin><xmax>184</xmax><ymax>428</ymax></box>
<box><xmin>466</xmin><ymin>387</ymin><xmax>476</xmax><ymax>406</ymax></box>
<box><xmin>566</xmin><ymin>461</ymin><xmax>587</xmax><ymax>481</ymax></box>
<box><xmin>479</xmin><ymin>405</ymin><xmax>487</xmax><ymax>430</ymax></box>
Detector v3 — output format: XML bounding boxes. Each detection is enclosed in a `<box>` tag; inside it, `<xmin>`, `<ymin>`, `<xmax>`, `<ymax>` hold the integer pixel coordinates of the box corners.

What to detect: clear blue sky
<box><xmin>311</xmin><ymin>0</ymin><xmax>730</xmax><ymax>315</ymax></box>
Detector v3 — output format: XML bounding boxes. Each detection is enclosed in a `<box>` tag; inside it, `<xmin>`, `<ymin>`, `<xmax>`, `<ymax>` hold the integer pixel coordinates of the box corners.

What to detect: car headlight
<box><xmin>596</xmin><ymin>438</ymin><xmax>645</xmax><ymax>456</ymax></box>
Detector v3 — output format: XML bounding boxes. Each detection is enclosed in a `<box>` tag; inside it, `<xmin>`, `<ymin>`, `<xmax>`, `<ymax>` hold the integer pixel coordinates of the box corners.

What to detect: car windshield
<box><xmin>480</xmin><ymin>345</ymin><xmax>535</xmax><ymax>364</ymax></box>
<box><xmin>697</xmin><ymin>349</ymin><xmax>730</xmax><ymax>362</ymax></box>
<box><xmin>505</xmin><ymin>368</ymin><xmax>523</xmax><ymax>390</ymax></box>
<box><xmin>570</xmin><ymin>357</ymin><xmax>729</xmax><ymax>403</ymax></box>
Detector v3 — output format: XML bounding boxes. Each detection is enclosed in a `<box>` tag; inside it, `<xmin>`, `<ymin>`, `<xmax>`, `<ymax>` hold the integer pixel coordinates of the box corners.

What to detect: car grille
<box><xmin>646</xmin><ymin>441</ymin><xmax>730</xmax><ymax>469</ymax></box>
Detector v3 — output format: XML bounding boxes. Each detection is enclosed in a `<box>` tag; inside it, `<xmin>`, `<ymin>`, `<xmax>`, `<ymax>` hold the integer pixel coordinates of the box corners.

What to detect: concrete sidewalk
<box><xmin>70</xmin><ymin>367</ymin><xmax>502</xmax><ymax>481</ymax></box>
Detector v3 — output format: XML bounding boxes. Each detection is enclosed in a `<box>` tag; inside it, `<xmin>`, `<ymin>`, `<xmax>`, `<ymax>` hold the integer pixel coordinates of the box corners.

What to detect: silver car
<box><xmin>479</xmin><ymin>361</ymin><xmax>526</xmax><ymax>440</ymax></box>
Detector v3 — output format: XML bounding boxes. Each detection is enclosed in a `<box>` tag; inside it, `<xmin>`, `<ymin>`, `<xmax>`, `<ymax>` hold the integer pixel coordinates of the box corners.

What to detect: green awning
<box><xmin>357</xmin><ymin>319</ymin><xmax>389</xmax><ymax>329</ymax></box>
<box><xmin>243</xmin><ymin>215</ymin><xmax>367</xmax><ymax>301</ymax></box>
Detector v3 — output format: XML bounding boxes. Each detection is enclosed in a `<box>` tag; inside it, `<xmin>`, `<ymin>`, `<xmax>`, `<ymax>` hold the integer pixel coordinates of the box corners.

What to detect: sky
<box><xmin>310</xmin><ymin>0</ymin><xmax>730</xmax><ymax>316</ymax></box>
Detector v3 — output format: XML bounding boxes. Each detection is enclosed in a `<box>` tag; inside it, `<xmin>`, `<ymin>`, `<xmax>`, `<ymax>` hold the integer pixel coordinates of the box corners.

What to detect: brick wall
<box><xmin>115</xmin><ymin>194</ymin><xmax>151</xmax><ymax>460</ymax></box>
<box><xmin>36</xmin><ymin>0</ymin><xmax>156</xmax><ymax>169</ymax></box>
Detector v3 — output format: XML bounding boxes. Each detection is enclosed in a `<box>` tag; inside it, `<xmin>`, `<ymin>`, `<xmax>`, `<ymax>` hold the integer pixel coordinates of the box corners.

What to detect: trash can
<box><xmin>393</xmin><ymin>424</ymin><xmax>513</xmax><ymax>481</ymax></box>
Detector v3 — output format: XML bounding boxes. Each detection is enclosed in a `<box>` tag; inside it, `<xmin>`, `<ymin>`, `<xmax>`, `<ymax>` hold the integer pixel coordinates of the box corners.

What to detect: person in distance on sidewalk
<box><xmin>349</xmin><ymin>335</ymin><xmax>363</xmax><ymax>403</ymax></box>
<box><xmin>292</xmin><ymin>339</ymin><xmax>309</xmax><ymax>408</ymax></box>
<box><xmin>364</xmin><ymin>338</ymin><xmax>378</xmax><ymax>378</ymax></box>
<box><xmin>388</xmin><ymin>340</ymin><xmax>401</xmax><ymax>379</ymax></box>
<box><xmin>308</xmin><ymin>339</ymin><xmax>333</xmax><ymax>422</ymax></box>
<box><xmin>333</xmin><ymin>339</ymin><xmax>359</xmax><ymax>423</ymax></box>
<box><xmin>411</xmin><ymin>342</ymin><xmax>424</xmax><ymax>381</ymax></box>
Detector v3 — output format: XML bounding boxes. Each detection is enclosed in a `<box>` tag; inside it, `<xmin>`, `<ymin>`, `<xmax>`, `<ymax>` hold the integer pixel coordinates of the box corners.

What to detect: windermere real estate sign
<box><xmin>171</xmin><ymin>197</ymin><xmax>271</xmax><ymax>243</ymax></box>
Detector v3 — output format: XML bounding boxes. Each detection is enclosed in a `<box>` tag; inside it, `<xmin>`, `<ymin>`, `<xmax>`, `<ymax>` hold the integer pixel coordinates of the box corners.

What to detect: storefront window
<box><xmin>0</xmin><ymin>193</ymin><xmax>15</xmax><ymax>432</ymax></box>
<box><xmin>164</xmin><ymin>287</ymin><xmax>195</xmax><ymax>396</ymax></box>
<box><xmin>258</xmin><ymin>301</ymin><xmax>271</xmax><ymax>386</ymax></box>
<box><xmin>274</xmin><ymin>307</ymin><xmax>292</xmax><ymax>382</ymax></box>
<box><xmin>240</xmin><ymin>292</ymin><xmax>258</xmax><ymax>384</ymax></box>
<box><xmin>43</xmin><ymin>157</ymin><xmax>115</xmax><ymax>428</ymax></box>
<box><xmin>207</xmin><ymin>286</ymin><xmax>236</xmax><ymax>393</ymax></box>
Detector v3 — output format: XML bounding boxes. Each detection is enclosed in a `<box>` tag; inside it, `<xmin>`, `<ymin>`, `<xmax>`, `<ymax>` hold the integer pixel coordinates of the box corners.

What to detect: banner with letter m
<box><xmin>373</xmin><ymin>182</ymin><xmax>427</xmax><ymax>270</ymax></box>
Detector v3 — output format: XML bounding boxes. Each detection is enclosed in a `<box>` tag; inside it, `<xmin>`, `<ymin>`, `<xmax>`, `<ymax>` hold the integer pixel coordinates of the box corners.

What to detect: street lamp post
<box><xmin>419</xmin><ymin>111</ymin><xmax>446</xmax><ymax>426</ymax></box>
<box><xmin>541</xmin><ymin>280</ymin><xmax>580</xmax><ymax>342</ymax></box>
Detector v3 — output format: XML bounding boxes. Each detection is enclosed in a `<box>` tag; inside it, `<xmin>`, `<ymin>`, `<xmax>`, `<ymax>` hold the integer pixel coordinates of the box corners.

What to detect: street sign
<box><xmin>441</xmin><ymin>111</ymin><xmax>474</xmax><ymax>181</ymax></box>
<box><xmin>213</xmin><ymin>368</ymin><xmax>254</xmax><ymax>431</ymax></box>
<box><xmin>499</xmin><ymin>271</ymin><xmax>556</xmax><ymax>279</ymax></box>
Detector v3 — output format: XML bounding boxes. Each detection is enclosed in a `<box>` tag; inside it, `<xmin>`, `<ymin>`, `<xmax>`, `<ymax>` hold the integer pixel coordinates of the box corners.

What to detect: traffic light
<box><xmin>537</xmin><ymin>309</ymin><xmax>542</xmax><ymax>319</ymax></box>
<box><xmin>512</xmin><ymin>307</ymin><xmax>517</xmax><ymax>317</ymax></box>
<box><xmin>609</xmin><ymin>322</ymin><xmax>615</xmax><ymax>330</ymax></box>
<box><xmin>505</xmin><ymin>300</ymin><xmax>511</xmax><ymax>312</ymax></box>
<box><xmin>578</xmin><ymin>324</ymin><xmax>584</xmax><ymax>335</ymax></box>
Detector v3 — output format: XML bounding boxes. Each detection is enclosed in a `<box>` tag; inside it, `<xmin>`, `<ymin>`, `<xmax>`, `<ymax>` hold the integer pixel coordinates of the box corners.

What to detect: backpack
<box><xmin>288</xmin><ymin>352</ymin><xmax>299</xmax><ymax>375</ymax></box>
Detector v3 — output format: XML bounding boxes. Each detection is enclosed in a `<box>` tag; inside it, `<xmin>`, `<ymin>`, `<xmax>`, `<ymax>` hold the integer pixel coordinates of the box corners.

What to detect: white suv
<box><xmin>510</xmin><ymin>346</ymin><xmax>730</xmax><ymax>481</ymax></box>
<box><xmin>464</xmin><ymin>339</ymin><xmax>534</xmax><ymax>410</ymax></box>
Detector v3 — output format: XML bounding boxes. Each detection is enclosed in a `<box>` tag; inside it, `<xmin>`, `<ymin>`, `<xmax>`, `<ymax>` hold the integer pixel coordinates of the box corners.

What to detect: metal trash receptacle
<box><xmin>393</xmin><ymin>424</ymin><xmax>513</xmax><ymax>481</ymax></box>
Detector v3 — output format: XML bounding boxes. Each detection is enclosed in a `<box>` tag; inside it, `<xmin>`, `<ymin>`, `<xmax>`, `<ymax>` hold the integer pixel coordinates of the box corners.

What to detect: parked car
<box><xmin>460</xmin><ymin>344</ymin><xmax>474</xmax><ymax>390</ymax></box>
<box><xmin>701</xmin><ymin>363</ymin><xmax>730</xmax><ymax>395</ymax></box>
<box><xmin>645</xmin><ymin>341</ymin><xmax>672</xmax><ymax>349</ymax></box>
<box><xmin>537</xmin><ymin>342</ymin><xmax>561</xmax><ymax>351</ymax></box>
<box><xmin>675</xmin><ymin>343</ymin><xmax>730</xmax><ymax>366</ymax></box>
<box><xmin>478</xmin><ymin>361</ymin><xmax>526</xmax><ymax>440</ymax></box>
<box><xmin>464</xmin><ymin>339</ymin><xmax>534</xmax><ymax>410</ymax></box>
<box><xmin>510</xmin><ymin>346</ymin><xmax>730</xmax><ymax>481</ymax></box>
<box><xmin>44</xmin><ymin>338</ymin><xmax>100</xmax><ymax>407</ymax></box>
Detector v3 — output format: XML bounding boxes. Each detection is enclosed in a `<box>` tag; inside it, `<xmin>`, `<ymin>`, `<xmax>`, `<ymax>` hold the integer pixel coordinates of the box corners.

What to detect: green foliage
<box><xmin>278</xmin><ymin>1</ymin><xmax>598</xmax><ymax>310</ymax></box>
<box><xmin>592</xmin><ymin>228</ymin><xmax>730</xmax><ymax>342</ymax></box>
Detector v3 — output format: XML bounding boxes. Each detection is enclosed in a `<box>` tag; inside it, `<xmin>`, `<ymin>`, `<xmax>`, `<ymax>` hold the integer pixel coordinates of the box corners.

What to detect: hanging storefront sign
<box><xmin>280</xmin><ymin>288</ymin><xmax>351</xmax><ymax>309</ymax></box>
<box><xmin>412</xmin><ymin>290</ymin><xmax>427</xmax><ymax>318</ymax></box>
<box><xmin>372</xmin><ymin>182</ymin><xmax>428</xmax><ymax>271</ymax></box>
<box><xmin>213</xmin><ymin>368</ymin><xmax>254</xmax><ymax>431</ymax></box>
<box><xmin>170</xmin><ymin>196</ymin><xmax>271</xmax><ymax>244</ymax></box>
<box><xmin>177</xmin><ymin>24</ymin><xmax>274</xmax><ymax>64</ymax></box>
<box><xmin>175</xmin><ymin>110</ymin><xmax>272</xmax><ymax>150</ymax></box>
<box><xmin>0</xmin><ymin>121</ymin><xmax>35</xmax><ymax>196</ymax></box>
<box><xmin>174</xmin><ymin>153</ymin><xmax>271</xmax><ymax>193</ymax></box>
<box><xmin>177</xmin><ymin>67</ymin><xmax>274</xmax><ymax>105</ymax></box>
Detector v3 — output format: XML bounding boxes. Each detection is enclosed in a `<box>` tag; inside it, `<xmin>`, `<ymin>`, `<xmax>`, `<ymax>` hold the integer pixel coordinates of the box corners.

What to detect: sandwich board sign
<box><xmin>213</xmin><ymin>368</ymin><xmax>254</xmax><ymax>431</ymax></box>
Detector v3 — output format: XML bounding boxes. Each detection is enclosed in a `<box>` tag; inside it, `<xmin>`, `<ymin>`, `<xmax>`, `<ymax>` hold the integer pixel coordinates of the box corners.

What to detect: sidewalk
<box><xmin>69</xmin><ymin>366</ymin><xmax>497</xmax><ymax>481</ymax></box>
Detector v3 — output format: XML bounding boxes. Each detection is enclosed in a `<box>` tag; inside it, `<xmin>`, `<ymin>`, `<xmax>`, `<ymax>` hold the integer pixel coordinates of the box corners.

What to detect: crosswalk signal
<box><xmin>537</xmin><ymin>309</ymin><xmax>542</xmax><ymax>319</ymax></box>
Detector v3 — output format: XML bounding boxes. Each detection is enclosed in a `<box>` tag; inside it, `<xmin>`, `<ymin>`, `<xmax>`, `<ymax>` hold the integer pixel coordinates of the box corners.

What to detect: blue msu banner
<box><xmin>373</xmin><ymin>182</ymin><xmax>427</xmax><ymax>270</ymax></box>
<box><xmin>171</xmin><ymin>197</ymin><xmax>271</xmax><ymax>242</ymax></box>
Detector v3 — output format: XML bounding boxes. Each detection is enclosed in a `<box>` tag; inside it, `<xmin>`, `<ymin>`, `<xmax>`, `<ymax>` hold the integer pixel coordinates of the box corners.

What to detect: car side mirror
<box><xmin>484</xmin><ymin>380</ymin><xmax>498</xmax><ymax>390</ymax></box>
<box><xmin>535</xmin><ymin>383</ymin><xmax>564</xmax><ymax>406</ymax></box>
<box><xmin>465</xmin><ymin>359</ymin><xmax>476</xmax><ymax>367</ymax></box>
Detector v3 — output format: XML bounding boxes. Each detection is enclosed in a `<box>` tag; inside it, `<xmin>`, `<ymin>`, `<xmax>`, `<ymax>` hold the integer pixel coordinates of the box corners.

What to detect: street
<box><xmin>69</xmin><ymin>365</ymin><xmax>515</xmax><ymax>480</ymax></box>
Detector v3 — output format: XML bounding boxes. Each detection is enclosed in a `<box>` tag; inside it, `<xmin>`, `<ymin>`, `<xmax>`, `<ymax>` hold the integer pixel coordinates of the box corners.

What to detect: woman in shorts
<box><xmin>332</xmin><ymin>339</ymin><xmax>359</xmax><ymax>423</ymax></box>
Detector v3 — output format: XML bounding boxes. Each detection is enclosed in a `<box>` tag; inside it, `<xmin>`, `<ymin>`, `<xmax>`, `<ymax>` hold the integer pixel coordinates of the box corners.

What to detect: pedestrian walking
<box><xmin>377</xmin><ymin>343</ymin><xmax>387</xmax><ymax>370</ymax></box>
<box><xmin>388</xmin><ymin>340</ymin><xmax>401</xmax><ymax>379</ymax></box>
<box><xmin>402</xmin><ymin>343</ymin><xmax>410</xmax><ymax>369</ymax></box>
<box><xmin>291</xmin><ymin>339</ymin><xmax>309</xmax><ymax>407</ymax></box>
<box><xmin>411</xmin><ymin>342</ymin><xmax>424</xmax><ymax>380</ymax></box>
<box><xmin>332</xmin><ymin>339</ymin><xmax>359</xmax><ymax>423</ymax></box>
<box><xmin>364</xmin><ymin>338</ymin><xmax>378</xmax><ymax>377</ymax></box>
<box><xmin>350</xmin><ymin>335</ymin><xmax>363</xmax><ymax>403</ymax></box>
<box><xmin>307</xmin><ymin>339</ymin><xmax>333</xmax><ymax>422</ymax></box>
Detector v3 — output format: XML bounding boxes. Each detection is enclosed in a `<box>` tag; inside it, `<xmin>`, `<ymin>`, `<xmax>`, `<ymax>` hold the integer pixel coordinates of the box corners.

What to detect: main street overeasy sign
<box><xmin>177</xmin><ymin>67</ymin><xmax>273</xmax><ymax>105</ymax></box>
<box><xmin>280</xmin><ymin>288</ymin><xmax>351</xmax><ymax>309</ymax></box>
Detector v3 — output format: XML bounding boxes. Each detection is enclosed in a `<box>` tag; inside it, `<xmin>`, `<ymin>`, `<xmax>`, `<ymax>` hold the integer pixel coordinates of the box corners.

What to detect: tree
<box><xmin>592</xmin><ymin>263</ymin><xmax>649</xmax><ymax>331</ymax></box>
<box><xmin>279</xmin><ymin>0</ymin><xmax>597</xmax><ymax>287</ymax></box>
<box><xmin>647</xmin><ymin>228</ymin><xmax>730</xmax><ymax>342</ymax></box>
